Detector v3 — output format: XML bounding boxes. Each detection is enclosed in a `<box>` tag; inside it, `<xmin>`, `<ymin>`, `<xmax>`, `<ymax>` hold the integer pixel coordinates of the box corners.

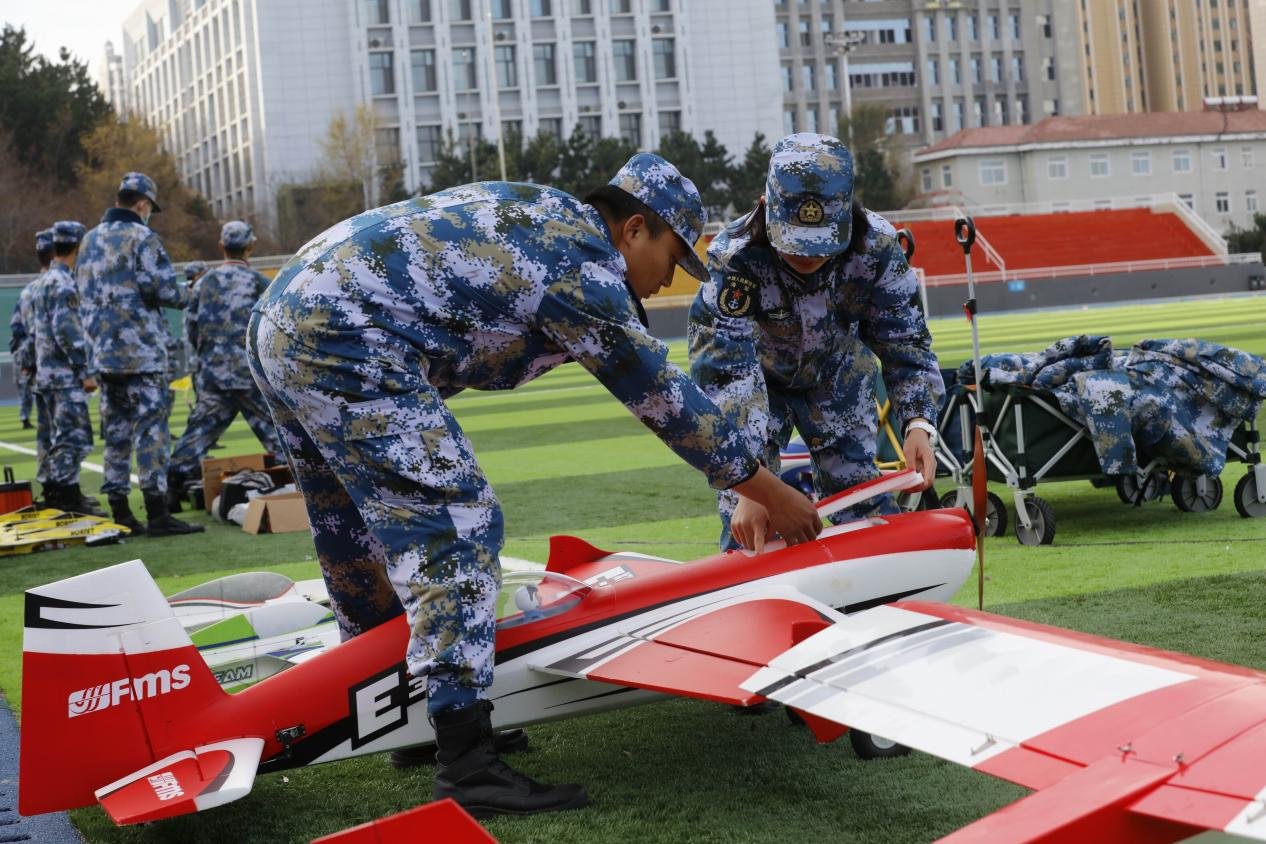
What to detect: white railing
<box><xmin>923</xmin><ymin>252</ymin><xmax>1262</xmax><ymax>287</ymax></box>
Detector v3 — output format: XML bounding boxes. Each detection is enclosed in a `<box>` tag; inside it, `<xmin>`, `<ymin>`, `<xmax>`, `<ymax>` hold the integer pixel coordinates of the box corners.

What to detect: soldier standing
<box><xmin>9</xmin><ymin>229</ymin><xmax>50</xmax><ymax>432</ymax></box>
<box><xmin>689</xmin><ymin>133</ymin><xmax>943</xmax><ymax>552</ymax></box>
<box><xmin>168</xmin><ymin>222</ymin><xmax>279</xmax><ymax>509</ymax></box>
<box><xmin>76</xmin><ymin>172</ymin><xmax>203</xmax><ymax>537</ymax></box>
<box><xmin>249</xmin><ymin>155</ymin><xmax>821</xmax><ymax>818</ymax></box>
<box><xmin>30</xmin><ymin>222</ymin><xmax>105</xmax><ymax>516</ymax></box>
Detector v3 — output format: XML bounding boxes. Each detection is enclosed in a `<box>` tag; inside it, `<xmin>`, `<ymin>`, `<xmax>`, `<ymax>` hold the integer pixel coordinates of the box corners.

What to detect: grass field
<box><xmin>2</xmin><ymin>294</ymin><xmax>1264</xmax><ymax>842</ymax></box>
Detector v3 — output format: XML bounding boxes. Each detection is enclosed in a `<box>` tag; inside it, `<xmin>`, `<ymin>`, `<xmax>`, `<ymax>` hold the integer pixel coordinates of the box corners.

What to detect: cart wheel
<box><xmin>1234</xmin><ymin>473</ymin><xmax>1266</xmax><ymax>518</ymax></box>
<box><xmin>1115</xmin><ymin>472</ymin><xmax>1165</xmax><ymax>505</ymax></box>
<box><xmin>939</xmin><ymin>490</ymin><xmax>1006</xmax><ymax>536</ymax></box>
<box><xmin>850</xmin><ymin>730</ymin><xmax>910</xmax><ymax>760</ymax></box>
<box><xmin>938</xmin><ymin>490</ymin><xmax>963</xmax><ymax>510</ymax></box>
<box><xmin>1014</xmin><ymin>496</ymin><xmax>1056</xmax><ymax>545</ymax></box>
<box><xmin>1172</xmin><ymin>474</ymin><xmax>1223</xmax><ymax>513</ymax></box>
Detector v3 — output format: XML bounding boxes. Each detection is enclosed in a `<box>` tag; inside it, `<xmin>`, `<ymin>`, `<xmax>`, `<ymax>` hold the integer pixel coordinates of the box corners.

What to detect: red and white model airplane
<box><xmin>17</xmin><ymin>470</ymin><xmax>1266</xmax><ymax>840</ymax></box>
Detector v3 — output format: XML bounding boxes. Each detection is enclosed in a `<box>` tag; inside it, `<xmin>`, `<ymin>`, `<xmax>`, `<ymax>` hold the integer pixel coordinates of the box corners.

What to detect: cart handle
<box><xmin>954</xmin><ymin>216</ymin><xmax>976</xmax><ymax>254</ymax></box>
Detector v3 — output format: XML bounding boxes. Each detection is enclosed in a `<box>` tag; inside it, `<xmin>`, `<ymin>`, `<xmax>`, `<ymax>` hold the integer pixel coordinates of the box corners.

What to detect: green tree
<box><xmin>517</xmin><ymin>131</ymin><xmax>562</xmax><ymax>184</ymax></box>
<box><xmin>556</xmin><ymin>124</ymin><xmax>594</xmax><ymax>197</ymax></box>
<box><xmin>838</xmin><ymin>104</ymin><xmax>912</xmax><ymax>212</ymax></box>
<box><xmin>725</xmin><ymin>132</ymin><xmax>772</xmax><ymax>215</ymax></box>
<box><xmin>1226</xmin><ymin>213</ymin><xmax>1266</xmax><ymax>261</ymax></box>
<box><xmin>0</xmin><ymin>25</ymin><xmax>112</xmax><ymax>189</ymax></box>
<box><xmin>586</xmin><ymin>136</ymin><xmax>639</xmax><ymax>195</ymax></box>
<box><xmin>696</xmin><ymin>131</ymin><xmax>734</xmax><ymax>215</ymax></box>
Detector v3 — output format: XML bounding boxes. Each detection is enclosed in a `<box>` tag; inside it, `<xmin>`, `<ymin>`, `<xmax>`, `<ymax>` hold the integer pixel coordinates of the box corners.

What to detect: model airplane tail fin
<box><xmin>19</xmin><ymin>559</ymin><xmax>229</xmax><ymax>817</ymax></box>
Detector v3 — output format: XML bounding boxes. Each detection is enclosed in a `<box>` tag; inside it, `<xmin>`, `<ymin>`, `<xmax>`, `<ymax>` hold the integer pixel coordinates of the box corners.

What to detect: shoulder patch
<box><xmin>718</xmin><ymin>274</ymin><xmax>757</xmax><ymax>318</ymax></box>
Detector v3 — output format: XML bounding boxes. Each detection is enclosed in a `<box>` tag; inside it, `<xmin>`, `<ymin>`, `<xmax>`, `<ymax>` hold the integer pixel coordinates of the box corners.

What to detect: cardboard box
<box><xmin>242</xmin><ymin>492</ymin><xmax>310</xmax><ymax>534</ymax></box>
<box><xmin>200</xmin><ymin>454</ymin><xmax>268</xmax><ymax>512</ymax></box>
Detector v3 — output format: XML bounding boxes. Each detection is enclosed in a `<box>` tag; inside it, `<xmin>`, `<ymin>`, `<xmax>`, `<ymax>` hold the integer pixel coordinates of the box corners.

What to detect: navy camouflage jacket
<box><xmin>32</xmin><ymin>263</ymin><xmax>91</xmax><ymax>391</ymax></box>
<box><xmin>187</xmin><ymin>261</ymin><xmax>270</xmax><ymax>391</ymax></box>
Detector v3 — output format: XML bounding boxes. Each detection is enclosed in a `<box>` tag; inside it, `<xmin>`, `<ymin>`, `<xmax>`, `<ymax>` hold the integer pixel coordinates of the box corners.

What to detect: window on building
<box><xmin>973</xmin><ymin>95</ymin><xmax>986</xmax><ymax>125</ymax></box>
<box><xmin>495</xmin><ymin>45</ymin><xmax>517</xmax><ymax>88</ymax></box>
<box><xmin>942</xmin><ymin>163</ymin><xmax>953</xmax><ymax>187</ymax></box>
<box><xmin>452</xmin><ymin>47</ymin><xmax>477</xmax><ymax>89</ymax></box>
<box><xmin>490</xmin><ymin>0</ymin><xmax>512</xmax><ymax>18</ymax></box>
<box><xmin>610</xmin><ymin>0</ymin><xmax>631</xmax><ymax>13</ymax></box>
<box><xmin>949</xmin><ymin>57</ymin><xmax>961</xmax><ymax>84</ymax></box>
<box><xmin>533</xmin><ymin>43</ymin><xmax>556</xmax><ymax>84</ymax></box>
<box><xmin>651</xmin><ymin>0</ymin><xmax>670</xmax><ymax>11</ymax></box>
<box><xmin>1130</xmin><ymin>151</ymin><xmax>1151</xmax><ymax>176</ymax></box>
<box><xmin>886</xmin><ymin>106</ymin><xmax>920</xmax><ymax>134</ymax></box>
<box><xmin>539</xmin><ymin>116</ymin><xmax>563</xmax><ymax>140</ymax></box>
<box><xmin>921</xmin><ymin>167</ymin><xmax>933</xmax><ymax>191</ymax></box>
<box><xmin>574</xmin><ymin>41</ymin><xmax>597</xmax><ymax>83</ymax></box>
<box><xmin>781</xmin><ymin>63</ymin><xmax>793</xmax><ymax>92</ymax></box>
<box><xmin>967</xmin><ymin>13</ymin><xmax>978</xmax><ymax>40</ymax></box>
<box><xmin>613</xmin><ymin>40</ymin><xmax>636</xmax><ymax>82</ymax></box>
<box><xmin>619</xmin><ymin>112</ymin><xmax>641</xmax><ymax>146</ymax></box>
<box><xmin>530</xmin><ymin>0</ymin><xmax>552</xmax><ymax>16</ymax></box>
<box><xmin>1008</xmin><ymin>11</ymin><xmax>1020</xmax><ymax>39</ymax></box>
<box><xmin>408</xmin><ymin>0</ymin><xmax>432</xmax><ymax>23</ymax></box>
<box><xmin>364</xmin><ymin>0</ymin><xmax>389</xmax><ymax>24</ymax></box>
<box><xmin>658</xmin><ymin>110</ymin><xmax>680</xmax><ymax>138</ymax></box>
<box><xmin>450</xmin><ymin>0</ymin><xmax>471</xmax><ymax>21</ymax></box>
<box><xmin>971</xmin><ymin>55</ymin><xmax>982</xmax><ymax>83</ymax></box>
<box><xmin>946</xmin><ymin>15</ymin><xmax>958</xmax><ymax>40</ymax></box>
<box><xmin>1247</xmin><ymin>189</ymin><xmax>1259</xmax><ymax>213</ymax></box>
<box><xmin>1016</xmin><ymin>96</ymin><xmax>1028</xmax><ymax>124</ymax></box>
<box><xmin>989</xmin><ymin>55</ymin><xmax>1001</xmax><ymax>83</ymax></box>
<box><xmin>1011</xmin><ymin>55</ymin><xmax>1023</xmax><ymax>81</ymax></box>
<box><xmin>952</xmin><ymin>99</ymin><xmax>964</xmax><ymax>131</ymax></box>
<box><xmin>417</xmin><ymin>124</ymin><xmax>443</xmax><ymax>163</ymax></box>
<box><xmin>802</xmin><ymin>63</ymin><xmax>815</xmax><ymax>91</ymax></box>
<box><xmin>987</xmin><ymin>13</ymin><xmax>1000</xmax><ymax>39</ymax></box>
<box><xmin>653</xmin><ymin>39</ymin><xmax>676</xmax><ymax>79</ymax></box>
<box><xmin>1043</xmin><ymin>57</ymin><xmax>1054</xmax><ymax>81</ymax></box>
<box><xmin>579</xmin><ymin>114</ymin><xmax>601</xmax><ymax>137</ymax></box>
<box><xmin>931</xmin><ymin>101</ymin><xmax>943</xmax><ymax>132</ymax></box>
<box><xmin>375</xmin><ymin>126</ymin><xmax>400</xmax><ymax>164</ymax></box>
<box><xmin>411</xmin><ymin>49</ymin><xmax>437</xmax><ymax>92</ymax></box>
<box><xmin>922</xmin><ymin>15</ymin><xmax>935</xmax><ymax>42</ymax></box>
<box><xmin>926</xmin><ymin>58</ymin><xmax>939</xmax><ymax>85</ymax></box>
<box><xmin>805</xmin><ymin>107</ymin><xmax>819</xmax><ymax>133</ymax></box>
<box><xmin>369</xmin><ymin>51</ymin><xmax>395</xmax><ymax>95</ymax></box>
<box><xmin>1038</xmin><ymin>13</ymin><xmax>1051</xmax><ymax>37</ymax></box>
<box><xmin>784</xmin><ymin>109</ymin><xmax>797</xmax><ymax>134</ymax></box>
<box><xmin>777</xmin><ymin>22</ymin><xmax>788</xmax><ymax>48</ymax></box>
<box><xmin>573</xmin><ymin>0</ymin><xmax>591</xmax><ymax>13</ymax></box>
<box><xmin>1173</xmin><ymin>149</ymin><xmax>1192</xmax><ymax>172</ymax></box>
<box><xmin>1178</xmin><ymin>193</ymin><xmax>1194</xmax><ymax>209</ymax></box>
<box><xmin>850</xmin><ymin>62</ymin><xmax>916</xmax><ymax>87</ymax></box>
<box><xmin>1242</xmin><ymin>147</ymin><xmax>1254</xmax><ymax>169</ymax></box>
<box><xmin>1215</xmin><ymin>191</ymin><xmax>1230</xmax><ymax>213</ymax></box>
<box><xmin>1212</xmin><ymin>147</ymin><xmax>1228</xmax><ymax>170</ymax></box>
<box><xmin>1047</xmin><ymin>155</ymin><xmax>1068</xmax><ymax>179</ymax></box>
<box><xmin>1089</xmin><ymin>153</ymin><xmax>1110</xmax><ymax>177</ymax></box>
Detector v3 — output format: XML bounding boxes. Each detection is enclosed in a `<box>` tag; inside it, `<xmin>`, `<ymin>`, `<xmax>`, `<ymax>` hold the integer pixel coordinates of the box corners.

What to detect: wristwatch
<box><xmin>904</xmin><ymin>418</ymin><xmax>939</xmax><ymax>448</ymax></box>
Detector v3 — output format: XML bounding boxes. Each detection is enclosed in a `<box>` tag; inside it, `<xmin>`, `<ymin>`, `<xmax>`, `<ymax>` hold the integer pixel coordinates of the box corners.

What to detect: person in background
<box><xmin>12</xmin><ymin>230</ymin><xmax>54</xmax><ymax>493</ymax></box>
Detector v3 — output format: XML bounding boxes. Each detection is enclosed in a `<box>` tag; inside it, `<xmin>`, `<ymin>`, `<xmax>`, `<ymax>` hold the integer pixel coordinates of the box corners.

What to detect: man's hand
<box><xmin>730</xmin><ymin>496</ymin><xmax>770</xmax><ymax>554</ymax></box>
<box><xmin>902</xmin><ymin>426</ymin><xmax>935</xmax><ymax>491</ymax></box>
<box><xmin>732</xmin><ymin>466</ymin><xmax>821</xmax><ymax>552</ymax></box>
<box><xmin>81</xmin><ymin>376</ymin><xmax>98</xmax><ymax>393</ymax></box>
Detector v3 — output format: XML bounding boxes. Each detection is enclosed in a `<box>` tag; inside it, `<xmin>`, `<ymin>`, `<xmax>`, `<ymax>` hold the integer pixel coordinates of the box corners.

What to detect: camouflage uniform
<box><xmin>250</xmin><ymin>156</ymin><xmax>755</xmax><ymax>714</ymax></box>
<box><xmin>31</xmin><ymin>223</ymin><xmax>93</xmax><ymax>486</ymax></box>
<box><xmin>688</xmin><ymin>134</ymin><xmax>943</xmax><ymax>549</ymax></box>
<box><xmin>76</xmin><ymin>173</ymin><xmax>188</xmax><ymax>497</ymax></box>
<box><xmin>170</xmin><ymin>223</ymin><xmax>279</xmax><ymax>475</ymax></box>
<box><xmin>12</xmin><ymin>230</ymin><xmax>53</xmax><ymax>479</ymax></box>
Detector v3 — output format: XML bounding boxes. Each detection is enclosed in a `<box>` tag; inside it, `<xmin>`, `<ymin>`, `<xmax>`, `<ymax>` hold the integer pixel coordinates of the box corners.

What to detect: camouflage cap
<box><xmin>118</xmin><ymin>171</ymin><xmax>162</xmax><ymax>212</ymax></box>
<box><xmin>608</xmin><ymin>152</ymin><xmax>708</xmax><ymax>281</ymax></box>
<box><xmin>50</xmin><ymin>220</ymin><xmax>87</xmax><ymax>246</ymax></box>
<box><xmin>35</xmin><ymin>228</ymin><xmax>55</xmax><ymax>253</ymax></box>
<box><xmin>765</xmin><ymin>133</ymin><xmax>854</xmax><ymax>258</ymax></box>
<box><xmin>184</xmin><ymin>260</ymin><xmax>208</xmax><ymax>280</ymax></box>
<box><xmin>220</xmin><ymin>220</ymin><xmax>256</xmax><ymax>249</ymax></box>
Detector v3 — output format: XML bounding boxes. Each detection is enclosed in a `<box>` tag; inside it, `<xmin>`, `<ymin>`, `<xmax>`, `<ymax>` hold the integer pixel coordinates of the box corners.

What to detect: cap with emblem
<box><xmin>220</xmin><ymin>220</ymin><xmax>256</xmax><ymax>249</ymax></box>
<box><xmin>118</xmin><ymin>171</ymin><xmax>162</xmax><ymax>212</ymax></box>
<box><xmin>608</xmin><ymin>152</ymin><xmax>708</xmax><ymax>281</ymax></box>
<box><xmin>765</xmin><ymin>133</ymin><xmax>854</xmax><ymax>259</ymax></box>
<box><xmin>35</xmin><ymin>228</ymin><xmax>55</xmax><ymax>253</ymax></box>
<box><xmin>50</xmin><ymin>220</ymin><xmax>87</xmax><ymax>246</ymax></box>
<box><xmin>184</xmin><ymin>261</ymin><xmax>208</xmax><ymax>281</ymax></box>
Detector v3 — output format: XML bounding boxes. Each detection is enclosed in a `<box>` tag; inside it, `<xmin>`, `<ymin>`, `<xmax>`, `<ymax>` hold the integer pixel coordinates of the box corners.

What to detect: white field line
<box><xmin>0</xmin><ymin>439</ymin><xmax>139</xmax><ymax>483</ymax></box>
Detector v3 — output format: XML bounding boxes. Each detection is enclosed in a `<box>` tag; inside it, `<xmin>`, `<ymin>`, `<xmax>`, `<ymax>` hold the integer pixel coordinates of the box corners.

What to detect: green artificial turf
<box><xmin>0</xmin><ymin>294</ymin><xmax>1263</xmax><ymax>842</ymax></box>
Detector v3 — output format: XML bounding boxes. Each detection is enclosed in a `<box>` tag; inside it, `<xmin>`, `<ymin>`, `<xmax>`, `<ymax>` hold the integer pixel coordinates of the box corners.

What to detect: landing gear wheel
<box><xmin>1172</xmin><ymin>474</ymin><xmax>1223</xmax><ymax>513</ymax></box>
<box><xmin>850</xmin><ymin>730</ymin><xmax>910</xmax><ymax>760</ymax></box>
<box><xmin>1115</xmin><ymin>472</ymin><xmax>1165</xmax><ymax>505</ymax></box>
<box><xmin>1234</xmin><ymin>473</ymin><xmax>1266</xmax><ymax>518</ymax></box>
<box><xmin>1014</xmin><ymin>496</ymin><xmax>1056</xmax><ymax>546</ymax></box>
<box><xmin>938</xmin><ymin>490</ymin><xmax>1006</xmax><ymax>537</ymax></box>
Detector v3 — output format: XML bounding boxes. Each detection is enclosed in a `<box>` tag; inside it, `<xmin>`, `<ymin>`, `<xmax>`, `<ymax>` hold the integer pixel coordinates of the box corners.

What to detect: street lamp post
<box><xmin>825</xmin><ymin>30</ymin><xmax>866</xmax><ymax>138</ymax></box>
<box><xmin>484</xmin><ymin>1</ymin><xmax>508</xmax><ymax>181</ymax></box>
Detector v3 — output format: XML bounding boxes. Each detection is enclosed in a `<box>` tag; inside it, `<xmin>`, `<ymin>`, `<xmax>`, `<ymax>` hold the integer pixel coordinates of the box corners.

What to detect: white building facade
<box><xmin>111</xmin><ymin>0</ymin><xmax>784</xmax><ymax>229</ymax></box>
<box><xmin>912</xmin><ymin>110</ymin><xmax>1266</xmax><ymax>233</ymax></box>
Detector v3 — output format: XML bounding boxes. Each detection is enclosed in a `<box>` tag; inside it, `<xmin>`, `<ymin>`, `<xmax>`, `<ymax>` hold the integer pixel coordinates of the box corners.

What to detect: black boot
<box><xmin>40</xmin><ymin>481</ymin><xmax>67</xmax><ymax>512</ymax></box>
<box><xmin>432</xmin><ymin>700</ymin><xmax>588</xmax><ymax>818</ymax></box>
<box><xmin>390</xmin><ymin>728</ymin><xmax>530</xmax><ymax>769</ymax></box>
<box><xmin>143</xmin><ymin>492</ymin><xmax>205</xmax><ymax>536</ymax></box>
<box><xmin>166</xmin><ymin>470</ymin><xmax>187</xmax><ymax>514</ymax></box>
<box><xmin>64</xmin><ymin>482</ymin><xmax>106</xmax><ymax>517</ymax></box>
<box><xmin>21</xmin><ymin>419</ymin><xmax>32</xmax><ymax>429</ymax></box>
<box><xmin>108</xmin><ymin>495</ymin><xmax>146</xmax><ymax>535</ymax></box>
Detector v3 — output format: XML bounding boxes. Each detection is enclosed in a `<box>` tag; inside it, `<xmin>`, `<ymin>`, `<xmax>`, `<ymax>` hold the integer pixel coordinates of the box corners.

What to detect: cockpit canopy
<box><xmin>495</xmin><ymin>570</ymin><xmax>591</xmax><ymax>630</ymax></box>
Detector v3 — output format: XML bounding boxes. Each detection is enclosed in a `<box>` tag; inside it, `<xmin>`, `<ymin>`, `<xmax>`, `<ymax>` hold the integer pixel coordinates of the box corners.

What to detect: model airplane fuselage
<box><xmin>19</xmin><ymin>499</ymin><xmax>974</xmax><ymax>825</ymax></box>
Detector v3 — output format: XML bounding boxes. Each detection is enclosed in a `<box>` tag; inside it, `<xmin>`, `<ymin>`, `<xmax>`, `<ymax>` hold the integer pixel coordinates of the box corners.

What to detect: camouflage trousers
<box><xmin>717</xmin><ymin>344</ymin><xmax>897</xmax><ymax>550</ymax></box>
<box><xmin>43</xmin><ymin>387</ymin><xmax>93</xmax><ymax>486</ymax></box>
<box><xmin>33</xmin><ymin>390</ymin><xmax>53</xmax><ymax>485</ymax></box>
<box><xmin>169</xmin><ymin>382</ymin><xmax>280</xmax><ymax>475</ymax></box>
<box><xmin>17</xmin><ymin>376</ymin><xmax>33</xmax><ymax>423</ymax></box>
<box><xmin>248</xmin><ymin>314</ymin><xmax>502</xmax><ymax>713</ymax></box>
<box><xmin>98</xmin><ymin>373</ymin><xmax>172</xmax><ymax>496</ymax></box>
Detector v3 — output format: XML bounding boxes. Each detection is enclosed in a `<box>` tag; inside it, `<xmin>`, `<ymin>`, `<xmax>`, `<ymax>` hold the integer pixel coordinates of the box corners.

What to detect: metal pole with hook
<box><xmin>955</xmin><ymin>215</ymin><xmax>987</xmax><ymax>610</ymax></box>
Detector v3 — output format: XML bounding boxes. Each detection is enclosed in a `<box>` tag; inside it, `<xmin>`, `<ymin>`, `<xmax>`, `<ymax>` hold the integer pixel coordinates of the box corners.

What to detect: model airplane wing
<box><xmin>738</xmin><ymin>601</ymin><xmax>1266</xmax><ymax>842</ymax></box>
